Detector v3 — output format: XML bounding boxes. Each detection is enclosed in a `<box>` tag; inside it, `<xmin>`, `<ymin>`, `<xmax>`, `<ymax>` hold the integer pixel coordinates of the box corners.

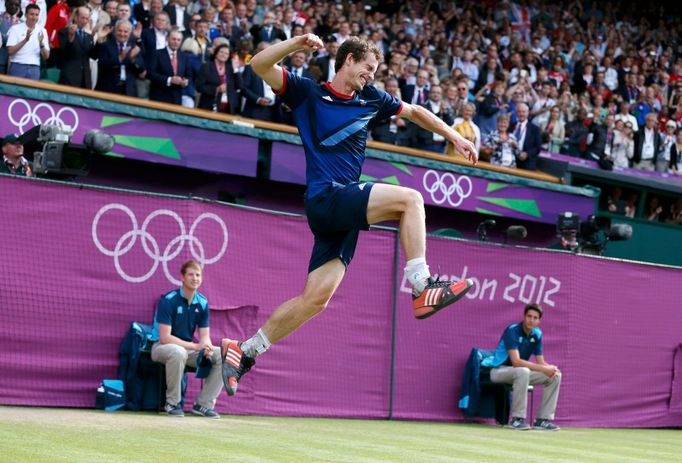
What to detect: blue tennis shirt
<box><xmin>153</xmin><ymin>288</ymin><xmax>209</xmax><ymax>342</ymax></box>
<box><xmin>275</xmin><ymin>69</ymin><xmax>403</xmax><ymax>199</ymax></box>
<box><xmin>483</xmin><ymin>322</ymin><xmax>543</xmax><ymax>368</ymax></box>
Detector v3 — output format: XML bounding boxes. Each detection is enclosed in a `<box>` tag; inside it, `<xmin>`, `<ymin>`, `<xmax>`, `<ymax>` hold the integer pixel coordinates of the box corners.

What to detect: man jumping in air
<box><xmin>221</xmin><ymin>34</ymin><xmax>479</xmax><ymax>395</ymax></box>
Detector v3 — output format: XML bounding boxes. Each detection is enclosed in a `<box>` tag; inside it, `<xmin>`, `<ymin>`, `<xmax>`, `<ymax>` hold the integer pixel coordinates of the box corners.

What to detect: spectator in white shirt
<box><xmin>455</xmin><ymin>49</ymin><xmax>479</xmax><ymax>90</ymax></box>
<box><xmin>333</xmin><ymin>21</ymin><xmax>351</xmax><ymax>45</ymax></box>
<box><xmin>88</xmin><ymin>0</ymin><xmax>103</xmax><ymax>30</ymax></box>
<box><xmin>609</xmin><ymin>120</ymin><xmax>635</xmax><ymax>168</ymax></box>
<box><xmin>6</xmin><ymin>3</ymin><xmax>49</xmax><ymax>80</ymax></box>
<box><xmin>600</xmin><ymin>56</ymin><xmax>619</xmax><ymax>91</ymax></box>
<box><xmin>634</xmin><ymin>113</ymin><xmax>660</xmax><ymax>171</ymax></box>
<box><xmin>614</xmin><ymin>102</ymin><xmax>638</xmax><ymax>132</ymax></box>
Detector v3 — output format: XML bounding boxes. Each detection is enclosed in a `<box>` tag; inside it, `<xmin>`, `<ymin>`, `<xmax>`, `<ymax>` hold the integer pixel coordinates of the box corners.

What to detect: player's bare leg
<box><xmin>222</xmin><ymin>259</ymin><xmax>345</xmax><ymax>395</ymax></box>
<box><xmin>262</xmin><ymin>258</ymin><xmax>346</xmax><ymax>343</ymax></box>
<box><xmin>367</xmin><ymin>183</ymin><xmax>473</xmax><ymax>319</ymax></box>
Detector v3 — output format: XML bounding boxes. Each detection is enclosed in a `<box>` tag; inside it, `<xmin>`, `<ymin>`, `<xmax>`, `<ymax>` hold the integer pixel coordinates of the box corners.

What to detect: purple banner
<box><xmin>271</xmin><ymin>141</ymin><xmax>595</xmax><ymax>224</ymax></box>
<box><xmin>2</xmin><ymin>175</ymin><xmax>681</xmax><ymax>427</ymax></box>
<box><xmin>0</xmin><ymin>95</ymin><xmax>258</xmax><ymax>177</ymax></box>
<box><xmin>541</xmin><ymin>150</ymin><xmax>682</xmax><ymax>181</ymax></box>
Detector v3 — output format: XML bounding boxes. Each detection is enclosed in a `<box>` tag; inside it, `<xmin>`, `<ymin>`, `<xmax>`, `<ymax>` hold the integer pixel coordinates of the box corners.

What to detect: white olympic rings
<box><xmin>92</xmin><ymin>203</ymin><xmax>228</xmax><ymax>285</ymax></box>
<box><xmin>8</xmin><ymin>99</ymin><xmax>80</xmax><ymax>134</ymax></box>
<box><xmin>422</xmin><ymin>170</ymin><xmax>473</xmax><ymax>207</ymax></box>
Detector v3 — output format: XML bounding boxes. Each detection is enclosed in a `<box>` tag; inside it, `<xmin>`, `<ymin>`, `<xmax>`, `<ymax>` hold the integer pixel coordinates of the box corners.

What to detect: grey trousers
<box><xmin>655</xmin><ymin>159</ymin><xmax>670</xmax><ymax>173</ymax></box>
<box><xmin>490</xmin><ymin>366</ymin><xmax>562</xmax><ymax>420</ymax></box>
<box><xmin>151</xmin><ymin>343</ymin><xmax>223</xmax><ymax>409</ymax></box>
<box><xmin>635</xmin><ymin>159</ymin><xmax>655</xmax><ymax>171</ymax></box>
<box><xmin>136</xmin><ymin>78</ymin><xmax>151</xmax><ymax>99</ymax></box>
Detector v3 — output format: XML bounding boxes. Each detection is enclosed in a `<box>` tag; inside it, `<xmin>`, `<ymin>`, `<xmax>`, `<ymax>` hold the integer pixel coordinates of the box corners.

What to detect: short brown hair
<box><xmin>335</xmin><ymin>37</ymin><xmax>383</xmax><ymax>73</ymax></box>
<box><xmin>181</xmin><ymin>260</ymin><xmax>202</xmax><ymax>275</ymax></box>
<box><xmin>524</xmin><ymin>303</ymin><xmax>543</xmax><ymax>318</ymax></box>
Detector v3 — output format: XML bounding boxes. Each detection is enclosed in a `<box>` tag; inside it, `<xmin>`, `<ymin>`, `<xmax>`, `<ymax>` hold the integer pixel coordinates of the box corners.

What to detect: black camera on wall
<box><xmin>556</xmin><ymin>212</ymin><xmax>633</xmax><ymax>255</ymax></box>
<box><xmin>20</xmin><ymin>124</ymin><xmax>115</xmax><ymax>178</ymax></box>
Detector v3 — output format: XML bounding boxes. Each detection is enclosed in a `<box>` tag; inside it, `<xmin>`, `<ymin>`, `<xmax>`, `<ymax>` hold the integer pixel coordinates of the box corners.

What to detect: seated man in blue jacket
<box><xmin>151</xmin><ymin>259</ymin><xmax>223</xmax><ymax>418</ymax></box>
<box><xmin>484</xmin><ymin>303</ymin><xmax>562</xmax><ymax>430</ymax></box>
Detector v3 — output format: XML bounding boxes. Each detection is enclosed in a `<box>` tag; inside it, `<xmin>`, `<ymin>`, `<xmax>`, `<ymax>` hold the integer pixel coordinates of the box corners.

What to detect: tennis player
<box><xmin>221</xmin><ymin>34</ymin><xmax>479</xmax><ymax>395</ymax></box>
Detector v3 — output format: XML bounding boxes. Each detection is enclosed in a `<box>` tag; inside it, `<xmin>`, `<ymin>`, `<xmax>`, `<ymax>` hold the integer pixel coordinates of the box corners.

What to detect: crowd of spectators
<box><xmin>1</xmin><ymin>0</ymin><xmax>681</xmax><ymax>176</ymax></box>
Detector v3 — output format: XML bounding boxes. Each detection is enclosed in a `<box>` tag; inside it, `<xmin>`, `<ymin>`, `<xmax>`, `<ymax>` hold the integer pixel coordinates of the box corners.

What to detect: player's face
<box><xmin>349</xmin><ymin>53</ymin><xmax>378</xmax><ymax>91</ymax></box>
<box><xmin>523</xmin><ymin>309</ymin><xmax>541</xmax><ymax>333</ymax></box>
<box><xmin>182</xmin><ymin>267</ymin><xmax>202</xmax><ymax>291</ymax></box>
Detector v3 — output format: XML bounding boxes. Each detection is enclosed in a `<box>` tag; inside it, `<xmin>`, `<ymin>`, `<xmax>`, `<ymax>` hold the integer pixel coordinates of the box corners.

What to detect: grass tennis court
<box><xmin>1</xmin><ymin>406</ymin><xmax>680</xmax><ymax>463</ymax></box>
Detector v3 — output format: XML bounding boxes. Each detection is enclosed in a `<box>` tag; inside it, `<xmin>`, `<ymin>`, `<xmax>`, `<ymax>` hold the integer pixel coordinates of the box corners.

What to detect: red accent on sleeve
<box><xmin>395</xmin><ymin>101</ymin><xmax>404</xmax><ymax>116</ymax></box>
<box><xmin>274</xmin><ymin>67</ymin><xmax>287</xmax><ymax>96</ymax></box>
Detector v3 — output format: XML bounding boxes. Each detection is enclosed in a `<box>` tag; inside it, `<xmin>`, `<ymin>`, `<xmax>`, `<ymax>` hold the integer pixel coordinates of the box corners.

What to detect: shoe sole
<box><xmin>509</xmin><ymin>426</ymin><xmax>531</xmax><ymax>430</ymax></box>
<box><xmin>532</xmin><ymin>426</ymin><xmax>559</xmax><ymax>431</ymax></box>
<box><xmin>222</xmin><ymin>363</ymin><xmax>239</xmax><ymax>396</ymax></box>
<box><xmin>414</xmin><ymin>278</ymin><xmax>474</xmax><ymax>319</ymax></box>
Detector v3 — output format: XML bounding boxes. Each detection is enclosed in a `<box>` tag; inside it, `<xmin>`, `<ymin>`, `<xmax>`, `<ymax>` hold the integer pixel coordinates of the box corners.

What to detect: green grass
<box><xmin>0</xmin><ymin>407</ymin><xmax>680</xmax><ymax>463</ymax></box>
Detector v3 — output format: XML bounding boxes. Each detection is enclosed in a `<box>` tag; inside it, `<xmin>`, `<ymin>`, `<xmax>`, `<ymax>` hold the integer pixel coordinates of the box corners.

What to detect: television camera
<box><xmin>477</xmin><ymin>219</ymin><xmax>528</xmax><ymax>244</ymax></box>
<box><xmin>19</xmin><ymin>124</ymin><xmax>115</xmax><ymax>178</ymax></box>
<box><xmin>556</xmin><ymin>212</ymin><xmax>633</xmax><ymax>255</ymax></box>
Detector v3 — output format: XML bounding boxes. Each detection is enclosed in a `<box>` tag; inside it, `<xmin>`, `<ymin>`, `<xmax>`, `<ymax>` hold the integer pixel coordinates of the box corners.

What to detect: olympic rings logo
<box><xmin>7</xmin><ymin>99</ymin><xmax>80</xmax><ymax>134</ymax></box>
<box><xmin>92</xmin><ymin>204</ymin><xmax>228</xmax><ymax>285</ymax></box>
<box><xmin>422</xmin><ymin>170</ymin><xmax>473</xmax><ymax>207</ymax></box>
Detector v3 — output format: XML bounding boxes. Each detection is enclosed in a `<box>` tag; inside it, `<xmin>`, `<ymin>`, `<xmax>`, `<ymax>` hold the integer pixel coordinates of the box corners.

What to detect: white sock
<box><xmin>404</xmin><ymin>257</ymin><xmax>431</xmax><ymax>295</ymax></box>
<box><xmin>241</xmin><ymin>328</ymin><xmax>271</xmax><ymax>358</ymax></box>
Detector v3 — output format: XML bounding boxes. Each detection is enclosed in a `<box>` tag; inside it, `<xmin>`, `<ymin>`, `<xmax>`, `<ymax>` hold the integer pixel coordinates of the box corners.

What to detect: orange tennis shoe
<box><xmin>412</xmin><ymin>277</ymin><xmax>474</xmax><ymax>319</ymax></box>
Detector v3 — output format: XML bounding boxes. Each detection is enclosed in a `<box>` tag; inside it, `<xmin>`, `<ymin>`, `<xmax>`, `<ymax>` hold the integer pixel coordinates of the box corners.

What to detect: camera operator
<box><xmin>1</xmin><ymin>134</ymin><xmax>33</xmax><ymax>177</ymax></box>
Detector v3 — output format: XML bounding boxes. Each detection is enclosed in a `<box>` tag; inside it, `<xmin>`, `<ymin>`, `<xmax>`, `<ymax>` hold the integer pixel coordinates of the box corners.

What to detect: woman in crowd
<box><xmin>449</xmin><ymin>102</ymin><xmax>480</xmax><ymax>158</ymax></box>
<box><xmin>481</xmin><ymin>113</ymin><xmax>519</xmax><ymax>168</ymax></box>
<box><xmin>195</xmin><ymin>43</ymin><xmax>241</xmax><ymax>114</ymax></box>
<box><xmin>610</xmin><ymin>120</ymin><xmax>634</xmax><ymax>169</ymax></box>
<box><xmin>540</xmin><ymin>105</ymin><xmax>565</xmax><ymax>153</ymax></box>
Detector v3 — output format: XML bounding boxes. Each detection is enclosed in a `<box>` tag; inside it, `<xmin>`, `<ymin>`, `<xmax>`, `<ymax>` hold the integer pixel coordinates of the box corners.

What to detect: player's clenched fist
<box><xmin>298</xmin><ymin>33</ymin><xmax>324</xmax><ymax>52</ymax></box>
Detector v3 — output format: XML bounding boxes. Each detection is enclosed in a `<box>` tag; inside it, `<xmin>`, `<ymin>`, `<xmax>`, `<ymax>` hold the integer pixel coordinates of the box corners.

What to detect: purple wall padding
<box><xmin>390</xmin><ymin>240</ymin><xmax>682</xmax><ymax>427</ymax></box>
<box><xmin>1</xmin><ymin>175</ymin><xmax>681</xmax><ymax>427</ymax></box>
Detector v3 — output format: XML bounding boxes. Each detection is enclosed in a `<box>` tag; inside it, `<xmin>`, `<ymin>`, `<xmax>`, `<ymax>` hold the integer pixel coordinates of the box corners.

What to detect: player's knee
<box><xmin>404</xmin><ymin>188</ymin><xmax>424</xmax><ymax>212</ymax></box>
<box><xmin>301</xmin><ymin>292</ymin><xmax>331</xmax><ymax>316</ymax></box>
<box><xmin>552</xmin><ymin>371</ymin><xmax>562</xmax><ymax>383</ymax></box>
<box><xmin>514</xmin><ymin>367</ymin><xmax>531</xmax><ymax>380</ymax></box>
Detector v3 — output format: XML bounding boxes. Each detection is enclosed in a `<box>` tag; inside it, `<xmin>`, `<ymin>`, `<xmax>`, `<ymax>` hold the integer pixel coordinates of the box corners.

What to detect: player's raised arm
<box><xmin>250</xmin><ymin>33</ymin><xmax>324</xmax><ymax>92</ymax></box>
<box><xmin>399</xmin><ymin>102</ymin><xmax>479</xmax><ymax>165</ymax></box>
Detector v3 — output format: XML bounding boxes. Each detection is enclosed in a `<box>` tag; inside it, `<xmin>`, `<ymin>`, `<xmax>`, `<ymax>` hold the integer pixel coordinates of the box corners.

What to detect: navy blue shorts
<box><xmin>304</xmin><ymin>181</ymin><xmax>374</xmax><ymax>273</ymax></box>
